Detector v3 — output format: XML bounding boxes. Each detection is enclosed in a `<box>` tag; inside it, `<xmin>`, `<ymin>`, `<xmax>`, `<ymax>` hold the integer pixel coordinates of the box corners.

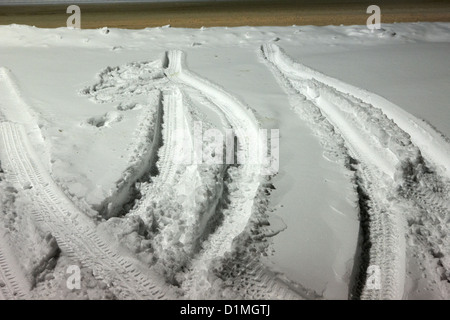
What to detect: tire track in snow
<box><xmin>261</xmin><ymin>43</ymin><xmax>450</xmax><ymax>299</ymax></box>
<box><xmin>164</xmin><ymin>50</ymin><xmax>269</xmax><ymax>298</ymax></box>
<box><xmin>0</xmin><ymin>123</ymin><xmax>176</xmax><ymax>299</ymax></box>
<box><xmin>261</xmin><ymin>43</ymin><xmax>407</xmax><ymax>299</ymax></box>
<box><xmin>158</xmin><ymin>88</ymin><xmax>193</xmax><ymax>186</ymax></box>
<box><xmin>0</xmin><ymin>69</ymin><xmax>176</xmax><ymax>299</ymax></box>
<box><xmin>128</xmin><ymin>88</ymin><xmax>197</xmax><ymax>224</ymax></box>
<box><xmin>168</xmin><ymin>82</ymin><xmax>304</xmax><ymax>299</ymax></box>
<box><xmin>0</xmin><ymin>227</ymin><xmax>30</xmax><ymax>300</ymax></box>
<box><xmin>270</xmin><ymin>55</ymin><xmax>450</xmax><ymax>181</ymax></box>
<box><xmin>0</xmin><ymin>70</ymin><xmax>31</xmax><ymax>300</ymax></box>
<box><xmin>0</xmin><ymin>68</ymin><xmax>50</xmax><ymax>170</ymax></box>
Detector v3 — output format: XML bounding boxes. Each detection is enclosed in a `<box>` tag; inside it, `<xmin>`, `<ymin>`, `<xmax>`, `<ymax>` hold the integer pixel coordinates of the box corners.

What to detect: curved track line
<box><xmin>165</xmin><ymin>50</ymin><xmax>264</xmax><ymax>167</ymax></box>
<box><xmin>164</xmin><ymin>50</ymin><xmax>268</xmax><ymax>298</ymax></box>
<box><xmin>175</xmin><ymin>86</ymin><xmax>304</xmax><ymax>300</ymax></box>
<box><xmin>159</xmin><ymin>88</ymin><xmax>193</xmax><ymax>186</ymax></box>
<box><xmin>129</xmin><ymin>88</ymin><xmax>197</xmax><ymax>226</ymax></box>
<box><xmin>0</xmin><ymin>68</ymin><xmax>50</xmax><ymax>170</ymax></box>
<box><xmin>171</xmin><ymin>82</ymin><xmax>303</xmax><ymax>300</ymax></box>
<box><xmin>0</xmin><ymin>122</ymin><xmax>177</xmax><ymax>299</ymax></box>
<box><xmin>0</xmin><ymin>70</ymin><xmax>177</xmax><ymax>300</ymax></box>
<box><xmin>260</xmin><ymin>45</ymin><xmax>450</xmax><ymax>179</ymax></box>
<box><xmin>261</xmin><ymin>43</ymin><xmax>407</xmax><ymax>300</ymax></box>
<box><xmin>0</xmin><ymin>69</ymin><xmax>33</xmax><ymax>300</ymax></box>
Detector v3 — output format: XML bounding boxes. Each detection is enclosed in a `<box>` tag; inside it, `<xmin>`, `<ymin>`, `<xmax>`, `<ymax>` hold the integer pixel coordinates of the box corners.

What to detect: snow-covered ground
<box><xmin>0</xmin><ymin>22</ymin><xmax>449</xmax><ymax>300</ymax></box>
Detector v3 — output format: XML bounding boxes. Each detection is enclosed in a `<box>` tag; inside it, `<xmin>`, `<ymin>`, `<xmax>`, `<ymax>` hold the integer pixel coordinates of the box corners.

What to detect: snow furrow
<box><xmin>158</xmin><ymin>88</ymin><xmax>190</xmax><ymax>186</ymax></box>
<box><xmin>261</xmin><ymin>43</ymin><xmax>407</xmax><ymax>299</ymax></box>
<box><xmin>0</xmin><ymin>121</ymin><xmax>174</xmax><ymax>300</ymax></box>
<box><xmin>175</xmin><ymin>89</ymin><xmax>303</xmax><ymax>299</ymax></box>
<box><xmin>0</xmin><ymin>69</ymin><xmax>178</xmax><ymax>299</ymax></box>
<box><xmin>266</xmin><ymin>50</ymin><xmax>450</xmax><ymax>180</ymax></box>
<box><xmin>0</xmin><ymin>99</ymin><xmax>30</xmax><ymax>301</ymax></box>
<box><xmin>0</xmin><ymin>228</ymin><xmax>29</xmax><ymax>300</ymax></box>
<box><xmin>262</xmin><ymin>43</ymin><xmax>450</xmax><ymax>299</ymax></box>
<box><xmin>164</xmin><ymin>50</ymin><xmax>265</xmax><ymax>298</ymax></box>
<box><xmin>0</xmin><ymin>68</ymin><xmax>50</xmax><ymax>170</ymax></box>
<box><xmin>164</xmin><ymin>50</ymin><xmax>263</xmax><ymax>166</ymax></box>
<box><xmin>99</xmin><ymin>92</ymin><xmax>164</xmax><ymax>218</ymax></box>
<box><xmin>128</xmin><ymin>88</ymin><xmax>194</xmax><ymax>221</ymax></box>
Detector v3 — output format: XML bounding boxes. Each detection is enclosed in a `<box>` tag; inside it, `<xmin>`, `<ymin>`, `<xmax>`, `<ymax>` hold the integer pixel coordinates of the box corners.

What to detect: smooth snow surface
<box><xmin>0</xmin><ymin>22</ymin><xmax>449</xmax><ymax>300</ymax></box>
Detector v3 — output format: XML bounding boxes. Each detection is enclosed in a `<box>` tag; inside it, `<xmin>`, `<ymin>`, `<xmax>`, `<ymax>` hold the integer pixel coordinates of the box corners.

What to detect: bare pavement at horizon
<box><xmin>0</xmin><ymin>0</ymin><xmax>449</xmax><ymax>29</ymax></box>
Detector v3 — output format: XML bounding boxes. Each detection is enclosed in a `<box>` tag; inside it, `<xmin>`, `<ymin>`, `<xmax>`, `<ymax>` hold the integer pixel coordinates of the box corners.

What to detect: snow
<box><xmin>0</xmin><ymin>22</ymin><xmax>449</xmax><ymax>300</ymax></box>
